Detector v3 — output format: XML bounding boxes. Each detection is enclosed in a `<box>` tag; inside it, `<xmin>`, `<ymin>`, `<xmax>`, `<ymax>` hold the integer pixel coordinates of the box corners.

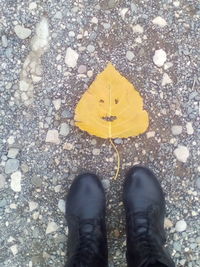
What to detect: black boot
<box><xmin>123</xmin><ymin>166</ymin><xmax>175</xmax><ymax>267</ymax></box>
<box><xmin>65</xmin><ymin>173</ymin><xmax>108</xmax><ymax>267</ymax></box>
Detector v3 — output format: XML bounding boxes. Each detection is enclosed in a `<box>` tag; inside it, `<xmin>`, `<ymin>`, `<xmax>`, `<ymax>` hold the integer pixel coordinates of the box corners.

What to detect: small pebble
<box><xmin>119</xmin><ymin>8</ymin><xmax>129</xmax><ymax>20</ymax></box>
<box><xmin>175</xmin><ymin>220</ymin><xmax>187</xmax><ymax>232</ymax></box>
<box><xmin>7</xmin><ymin>136</ymin><xmax>15</xmax><ymax>145</ymax></box>
<box><xmin>164</xmin><ymin>218</ymin><xmax>173</xmax><ymax>228</ymax></box>
<box><xmin>59</xmin><ymin>123</ymin><xmax>70</xmax><ymax>136</ymax></box>
<box><xmin>173</xmin><ymin>1</ymin><xmax>180</xmax><ymax>7</ymax></box>
<box><xmin>45</xmin><ymin>129</ymin><xmax>60</xmax><ymax>144</ymax></box>
<box><xmin>10</xmin><ymin>171</ymin><xmax>22</xmax><ymax>192</ymax></box>
<box><xmin>146</xmin><ymin>131</ymin><xmax>155</xmax><ymax>138</ymax></box>
<box><xmin>173</xmin><ymin>241</ymin><xmax>182</xmax><ymax>251</ymax></box>
<box><xmin>162</xmin><ymin>73</ymin><xmax>172</xmax><ymax>86</ymax></box>
<box><xmin>171</xmin><ymin>125</ymin><xmax>182</xmax><ymax>135</ymax></box>
<box><xmin>10</xmin><ymin>245</ymin><xmax>18</xmax><ymax>255</ymax></box>
<box><xmin>31</xmin><ymin>176</ymin><xmax>42</xmax><ymax>187</ymax></box>
<box><xmin>153</xmin><ymin>49</ymin><xmax>167</xmax><ymax>67</ymax></box>
<box><xmin>63</xmin><ymin>143</ymin><xmax>74</xmax><ymax>150</ymax></box>
<box><xmin>68</xmin><ymin>31</ymin><xmax>75</xmax><ymax>37</ymax></box>
<box><xmin>132</xmin><ymin>24</ymin><xmax>144</xmax><ymax>34</ymax></box>
<box><xmin>65</xmin><ymin>47</ymin><xmax>79</xmax><ymax>68</ymax></box>
<box><xmin>174</xmin><ymin>145</ymin><xmax>189</xmax><ymax>163</ymax></box>
<box><xmin>91</xmin><ymin>17</ymin><xmax>98</xmax><ymax>24</ymax></box>
<box><xmin>58</xmin><ymin>199</ymin><xmax>65</xmax><ymax>213</ymax></box>
<box><xmin>114</xmin><ymin>138</ymin><xmax>123</xmax><ymax>145</ymax></box>
<box><xmin>46</xmin><ymin>221</ymin><xmax>59</xmax><ymax>234</ymax></box>
<box><xmin>61</xmin><ymin>109</ymin><xmax>73</xmax><ymax>119</ymax></box>
<box><xmin>186</xmin><ymin>122</ymin><xmax>194</xmax><ymax>135</ymax></box>
<box><xmin>87</xmin><ymin>45</ymin><xmax>95</xmax><ymax>53</ymax></box>
<box><xmin>92</xmin><ymin>148</ymin><xmax>100</xmax><ymax>155</ymax></box>
<box><xmin>53</xmin><ymin>99</ymin><xmax>61</xmax><ymax>110</ymax></box>
<box><xmin>102</xmin><ymin>23</ymin><xmax>110</xmax><ymax>29</ymax></box>
<box><xmin>91</xmin><ymin>139</ymin><xmax>97</xmax><ymax>145</ymax></box>
<box><xmin>152</xmin><ymin>16</ymin><xmax>167</xmax><ymax>27</ymax></box>
<box><xmin>14</xmin><ymin>25</ymin><xmax>32</xmax><ymax>39</ymax></box>
<box><xmin>78</xmin><ymin>65</ymin><xmax>87</xmax><ymax>74</ymax></box>
<box><xmin>7</xmin><ymin>148</ymin><xmax>19</xmax><ymax>159</ymax></box>
<box><xmin>29</xmin><ymin>201</ymin><xmax>38</xmax><ymax>212</ymax></box>
<box><xmin>126</xmin><ymin>51</ymin><xmax>134</xmax><ymax>61</ymax></box>
<box><xmin>0</xmin><ymin>198</ymin><xmax>7</xmax><ymax>208</ymax></box>
<box><xmin>0</xmin><ymin>174</ymin><xmax>6</xmax><ymax>189</ymax></box>
<box><xmin>29</xmin><ymin>2</ymin><xmax>37</xmax><ymax>10</ymax></box>
<box><xmin>5</xmin><ymin>159</ymin><xmax>19</xmax><ymax>174</ymax></box>
<box><xmin>21</xmin><ymin>163</ymin><xmax>29</xmax><ymax>173</ymax></box>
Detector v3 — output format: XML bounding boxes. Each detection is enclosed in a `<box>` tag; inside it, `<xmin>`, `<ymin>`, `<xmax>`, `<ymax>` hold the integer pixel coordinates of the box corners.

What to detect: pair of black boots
<box><xmin>65</xmin><ymin>166</ymin><xmax>175</xmax><ymax>267</ymax></box>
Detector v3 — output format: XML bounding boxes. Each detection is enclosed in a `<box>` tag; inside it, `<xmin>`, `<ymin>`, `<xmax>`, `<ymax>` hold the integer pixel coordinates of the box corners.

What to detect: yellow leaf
<box><xmin>75</xmin><ymin>63</ymin><xmax>149</xmax><ymax>139</ymax></box>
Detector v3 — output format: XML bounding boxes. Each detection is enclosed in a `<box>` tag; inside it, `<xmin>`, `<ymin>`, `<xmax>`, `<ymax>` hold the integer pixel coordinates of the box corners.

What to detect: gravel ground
<box><xmin>0</xmin><ymin>0</ymin><xmax>200</xmax><ymax>266</ymax></box>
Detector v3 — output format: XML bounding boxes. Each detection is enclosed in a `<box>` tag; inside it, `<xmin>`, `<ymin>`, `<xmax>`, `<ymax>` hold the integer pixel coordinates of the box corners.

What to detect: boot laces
<box><xmin>128</xmin><ymin>210</ymin><xmax>163</xmax><ymax>261</ymax></box>
<box><xmin>72</xmin><ymin>219</ymin><xmax>103</xmax><ymax>266</ymax></box>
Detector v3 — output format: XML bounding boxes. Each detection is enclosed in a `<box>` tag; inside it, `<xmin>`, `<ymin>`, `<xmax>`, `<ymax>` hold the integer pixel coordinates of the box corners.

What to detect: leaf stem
<box><xmin>109</xmin><ymin>138</ymin><xmax>120</xmax><ymax>180</ymax></box>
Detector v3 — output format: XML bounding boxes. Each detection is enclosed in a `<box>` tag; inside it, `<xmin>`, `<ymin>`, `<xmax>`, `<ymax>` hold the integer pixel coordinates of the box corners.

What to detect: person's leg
<box><xmin>123</xmin><ymin>166</ymin><xmax>175</xmax><ymax>267</ymax></box>
<box><xmin>65</xmin><ymin>173</ymin><xmax>108</xmax><ymax>267</ymax></box>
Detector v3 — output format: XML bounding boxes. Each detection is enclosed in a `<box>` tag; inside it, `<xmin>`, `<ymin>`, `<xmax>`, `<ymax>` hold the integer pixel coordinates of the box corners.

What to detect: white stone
<box><xmin>14</xmin><ymin>25</ymin><xmax>32</xmax><ymax>39</ymax></box>
<box><xmin>87</xmin><ymin>70</ymin><xmax>93</xmax><ymax>78</ymax></box>
<box><xmin>0</xmin><ymin>174</ymin><xmax>5</xmax><ymax>189</ymax></box>
<box><xmin>120</xmin><ymin>8</ymin><xmax>129</xmax><ymax>20</ymax></box>
<box><xmin>162</xmin><ymin>73</ymin><xmax>172</xmax><ymax>86</ymax></box>
<box><xmin>146</xmin><ymin>131</ymin><xmax>155</xmax><ymax>138</ymax></box>
<box><xmin>10</xmin><ymin>203</ymin><xmax>17</xmax><ymax>209</ymax></box>
<box><xmin>135</xmin><ymin>37</ymin><xmax>142</xmax><ymax>43</ymax></box>
<box><xmin>63</xmin><ymin>143</ymin><xmax>74</xmax><ymax>150</ymax></box>
<box><xmin>7</xmin><ymin>148</ymin><xmax>19</xmax><ymax>159</ymax></box>
<box><xmin>171</xmin><ymin>125</ymin><xmax>182</xmax><ymax>135</ymax></box>
<box><xmin>91</xmin><ymin>17</ymin><xmax>98</xmax><ymax>24</ymax></box>
<box><xmin>153</xmin><ymin>49</ymin><xmax>167</xmax><ymax>67</ymax></box>
<box><xmin>59</xmin><ymin>123</ymin><xmax>70</xmax><ymax>136</ymax></box>
<box><xmin>58</xmin><ymin>199</ymin><xmax>65</xmax><ymax>213</ymax></box>
<box><xmin>174</xmin><ymin>145</ymin><xmax>189</xmax><ymax>163</ymax></box>
<box><xmin>186</xmin><ymin>122</ymin><xmax>194</xmax><ymax>135</ymax></box>
<box><xmin>152</xmin><ymin>16</ymin><xmax>167</xmax><ymax>27</ymax></box>
<box><xmin>11</xmin><ymin>171</ymin><xmax>22</xmax><ymax>192</ymax></box>
<box><xmin>54</xmin><ymin>185</ymin><xmax>62</xmax><ymax>193</ymax></box>
<box><xmin>68</xmin><ymin>31</ymin><xmax>75</xmax><ymax>37</ymax></box>
<box><xmin>175</xmin><ymin>220</ymin><xmax>187</xmax><ymax>232</ymax></box>
<box><xmin>32</xmin><ymin>75</ymin><xmax>41</xmax><ymax>83</ymax></box>
<box><xmin>8</xmin><ymin>236</ymin><xmax>15</xmax><ymax>243</ymax></box>
<box><xmin>46</xmin><ymin>221</ymin><xmax>59</xmax><ymax>234</ymax></box>
<box><xmin>29</xmin><ymin>201</ymin><xmax>38</xmax><ymax>211</ymax></box>
<box><xmin>32</xmin><ymin>212</ymin><xmax>39</xmax><ymax>220</ymax></box>
<box><xmin>53</xmin><ymin>99</ymin><xmax>61</xmax><ymax>110</ymax></box>
<box><xmin>65</xmin><ymin>47</ymin><xmax>79</xmax><ymax>68</ymax></box>
<box><xmin>126</xmin><ymin>51</ymin><xmax>134</xmax><ymax>61</ymax></box>
<box><xmin>45</xmin><ymin>130</ymin><xmax>60</xmax><ymax>144</ymax></box>
<box><xmin>7</xmin><ymin>136</ymin><xmax>15</xmax><ymax>145</ymax></box>
<box><xmin>173</xmin><ymin>1</ymin><xmax>180</xmax><ymax>7</ymax></box>
<box><xmin>31</xmin><ymin>18</ymin><xmax>49</xmax><ymax>53</ymax></box>
<box><xmin>92</xmin><ymin>148</ymin><xmax>100</xmax><ymax>156</ymax></box>
<box><xmin>164</xmin><ymin>218</ymin><xmax>173</xmax><ymax>228</ymax></box>
<box><xmin>132</xmin><ymin>24</ymin><xmax>144</xmax><ymax>34</ymax></box>
<box><xmin>29</xmin><ymin>2</ymin><xmax>37</xmax><ymax>10</ymax></box>
<box><xmin>10</xmin><ymin>245</ymin><xmax>18</xmax><ymax>255</ymax></box>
